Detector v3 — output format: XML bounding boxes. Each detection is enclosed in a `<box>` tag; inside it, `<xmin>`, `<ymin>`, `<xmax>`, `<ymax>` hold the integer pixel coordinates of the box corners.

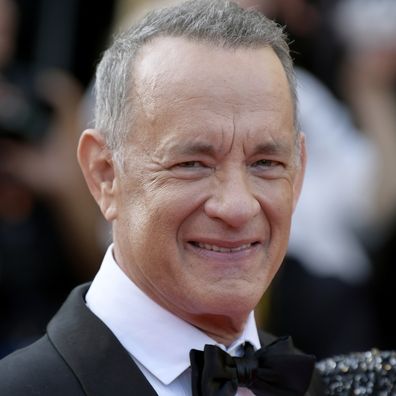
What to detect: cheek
<box><xmin>143</xmin><ymin>179</ymin><xmax>210</xmax><ymax>222</ymax></box>
<box><xmin>257</xmin><ymin>179</ymin><xmax>295</xmax><ymax>222</ymax></box>
<box><xmin>120</xmin><ymin>180</ymin><xmax>207</xmax><ymax>252</ymax></box>
<box><xmin>256</xmin><ymin>180</ymin><xmax>294</xmax><ymax>266</ymax></box>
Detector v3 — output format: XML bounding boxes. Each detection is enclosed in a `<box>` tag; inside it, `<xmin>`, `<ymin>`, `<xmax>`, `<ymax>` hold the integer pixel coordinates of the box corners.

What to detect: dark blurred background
<box><xmin>0</xmin><ymin>0</ymin><xmax>116</xmax><ymax>357</ymax></box>
<box><xmin>1</xmin><ymin>0</ymin><xmax>396</xmax><ymax>361</ymax></box>
<box><xmin>14</xmin><ymin>0</ymin><xmax>114</xmax><ymax>87</ymax></box>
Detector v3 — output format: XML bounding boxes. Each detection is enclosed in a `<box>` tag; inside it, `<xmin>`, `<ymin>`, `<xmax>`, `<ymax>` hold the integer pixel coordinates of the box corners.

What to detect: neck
<box><xmin>189</xmin><ymin>313</ymin><xmax>250</xmax><ymax>347</ymax></box>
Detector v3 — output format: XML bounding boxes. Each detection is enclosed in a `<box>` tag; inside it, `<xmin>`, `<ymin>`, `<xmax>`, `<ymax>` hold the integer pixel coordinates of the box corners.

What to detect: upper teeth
<box><xmin>197</xmin><ymin>243</ymin><xmax>252</xmax><ymax>252</ymax></box>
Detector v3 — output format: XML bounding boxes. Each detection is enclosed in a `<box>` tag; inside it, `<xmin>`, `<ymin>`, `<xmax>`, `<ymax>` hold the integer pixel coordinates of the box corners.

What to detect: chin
<box><xmin>198</xmin><ymin>286</ymin><xmax>263</xmax><ymax>318</ymax></box>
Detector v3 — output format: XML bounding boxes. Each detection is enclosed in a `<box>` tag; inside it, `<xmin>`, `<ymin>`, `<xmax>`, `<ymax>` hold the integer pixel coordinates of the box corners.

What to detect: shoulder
<box><xmin>257</xmin><ymin>329</ymin><xmax>278</xmax><ymax>346</ymax></box>
<box><xmin>0</xmin><ymin>335</ymin><xmax>83</xmax><ymax>395</ymax></box>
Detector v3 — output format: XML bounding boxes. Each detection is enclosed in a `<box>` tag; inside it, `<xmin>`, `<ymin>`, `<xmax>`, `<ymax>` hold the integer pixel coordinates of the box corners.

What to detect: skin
<box><xmin>78</xmin><ymin>36</ymin><xmax>306</xmax><ymax>345</ymax></box>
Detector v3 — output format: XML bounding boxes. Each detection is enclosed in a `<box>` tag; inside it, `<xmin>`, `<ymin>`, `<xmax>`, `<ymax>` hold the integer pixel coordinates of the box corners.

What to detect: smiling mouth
<box><xmin>189</xmin><ymin>241</ymin><xmax>259</xmax><ymax>253</ymax></box>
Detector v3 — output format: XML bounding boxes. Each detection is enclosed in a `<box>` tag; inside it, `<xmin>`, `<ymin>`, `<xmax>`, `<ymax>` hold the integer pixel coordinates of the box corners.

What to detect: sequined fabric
<box><xmin>317</xmin><ymin>350</ymin><xmax>396</xmax><ymax>395</ymax></box>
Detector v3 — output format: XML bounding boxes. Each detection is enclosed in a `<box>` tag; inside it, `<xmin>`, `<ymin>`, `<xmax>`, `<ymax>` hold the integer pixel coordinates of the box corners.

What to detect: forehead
<box><xmin>130</xmin><ymin>36</ymin><xmax>294</xmax><ymax>147</ymax></box>
<box><xmin>134</xmin><ymin>36</ymin><xmax>291</xmax><ymax>103</ymax></box>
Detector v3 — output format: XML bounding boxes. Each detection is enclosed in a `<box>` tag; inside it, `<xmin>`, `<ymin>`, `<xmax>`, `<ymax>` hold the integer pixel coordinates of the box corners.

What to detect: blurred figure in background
<box><xmin>334</xmin><ymin>0</ymin><xmax>396</xmax><ymax>351</ymax></box>
<box><xmin>236</xmin><ymin>0</ymin><xmax>396</xmax><ymax>358</ymax></box>
<box><xmin>0</xmin><ymin>0</ymin><xmax>106</xmax><ymax>357</ymax></box>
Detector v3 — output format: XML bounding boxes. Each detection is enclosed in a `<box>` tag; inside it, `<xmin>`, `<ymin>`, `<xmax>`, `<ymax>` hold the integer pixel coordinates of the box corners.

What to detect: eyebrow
<box><xmin>161</xmin><ymin>139</ymin><xmax>292</xmax><ymax>158</ymax></box>
<box><xmin>251</xmin><ymin>141</ymin><xmax>292</xmax><ymax>158</ymax></box>
<box><xmin>169</xmin><ymin>142</ymin><xmax>217</xmax><ymax>157</ymax></box>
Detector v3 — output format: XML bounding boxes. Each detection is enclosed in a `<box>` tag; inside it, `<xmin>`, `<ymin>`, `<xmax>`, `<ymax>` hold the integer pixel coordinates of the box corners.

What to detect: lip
<box><xmin>185</xmin><ymin>238</ymin><xmax>262</xmax><ymax>262</ymax></box>
<box><xmin>188</xmin><ymin>238</ymin><xmax>262</xmax><ymax>248</ymax></box>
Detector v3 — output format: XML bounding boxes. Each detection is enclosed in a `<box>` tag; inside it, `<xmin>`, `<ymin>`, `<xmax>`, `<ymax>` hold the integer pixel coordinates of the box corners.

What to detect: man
<box><xmin>0</xmin><ymin>1</ymin><xmax>323</xmax><ymax>394</ymax></box>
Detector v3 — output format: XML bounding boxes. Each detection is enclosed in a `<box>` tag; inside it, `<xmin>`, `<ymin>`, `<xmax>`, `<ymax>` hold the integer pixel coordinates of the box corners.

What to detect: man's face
<box><xmin>111</xmin><ymin>37</ymin><xmax>305</xmax><ymax>327</ymax></box>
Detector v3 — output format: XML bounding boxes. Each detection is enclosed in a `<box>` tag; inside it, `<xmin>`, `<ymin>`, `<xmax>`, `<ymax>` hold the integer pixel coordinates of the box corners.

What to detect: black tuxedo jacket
<box><xmin>0</xmin><ymin>284</ymin><xmax>324</xmax><ymax>395</ymax></box>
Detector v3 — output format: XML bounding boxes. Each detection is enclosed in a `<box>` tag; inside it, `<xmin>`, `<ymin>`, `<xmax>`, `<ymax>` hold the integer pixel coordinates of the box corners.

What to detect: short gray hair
<box><xmin>94</xmin><ymin>0</ymin><xmax>296</xmax><ymax>153</ymax></box>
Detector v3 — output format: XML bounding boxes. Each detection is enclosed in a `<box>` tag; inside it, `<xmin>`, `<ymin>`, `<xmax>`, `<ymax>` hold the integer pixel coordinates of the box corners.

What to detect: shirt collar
<box><xmin>86</xmin><ymin>244</ymin><xmax>261</xmax><ymax>385</ymax></box>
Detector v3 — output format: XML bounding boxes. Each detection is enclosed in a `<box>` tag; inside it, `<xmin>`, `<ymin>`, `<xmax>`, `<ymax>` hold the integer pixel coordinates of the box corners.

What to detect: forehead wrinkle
<box><xmin>135</xmin><ymin>75</ymin><xmax>232</xmax><ymax>127</ymax></box>
<box><xmin>230</xmin><ymin>113</ymin><xmax>236</xmax><ymax>155</ymax></box>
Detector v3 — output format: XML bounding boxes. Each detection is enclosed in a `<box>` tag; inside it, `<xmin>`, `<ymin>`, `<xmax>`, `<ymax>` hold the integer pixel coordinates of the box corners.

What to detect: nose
<box><xmin>204</xmin><ymin>169</ymin><xmax>261</xmax><ymax>228</ymax></box>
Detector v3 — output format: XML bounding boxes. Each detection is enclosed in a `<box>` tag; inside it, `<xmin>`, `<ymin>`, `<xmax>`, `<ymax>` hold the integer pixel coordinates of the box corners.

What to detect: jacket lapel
<box><xmin>47</xmin><ymin>284</ymin><xmax>157</xmax><ymax>396</ymax></box>
<box><xmin>47</xmin><ymin>285</ymin><xmax>324</xmax><ymax>396</ymax></box>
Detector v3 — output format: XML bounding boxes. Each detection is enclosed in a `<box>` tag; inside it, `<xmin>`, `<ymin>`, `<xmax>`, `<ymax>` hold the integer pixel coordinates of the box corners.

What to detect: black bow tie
<box><xmin>190</xmin><ymin>336</ymin><xmax>315</xmax><ymax>396</ymax></box>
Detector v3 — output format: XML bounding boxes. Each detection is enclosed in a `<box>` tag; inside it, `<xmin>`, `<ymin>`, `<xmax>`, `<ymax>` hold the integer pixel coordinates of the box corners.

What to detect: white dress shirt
<box><xmin>86</xmin><ymin>245</ymin><xmax>261</xmax><ymax>396</ymax></box>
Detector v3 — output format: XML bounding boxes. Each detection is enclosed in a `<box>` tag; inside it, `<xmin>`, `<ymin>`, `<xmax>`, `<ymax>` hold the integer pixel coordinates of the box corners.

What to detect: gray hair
<box><xmin>94</xmin><ymin>0</ymin><xmax>297</xmax><ymax>154</ymax></box>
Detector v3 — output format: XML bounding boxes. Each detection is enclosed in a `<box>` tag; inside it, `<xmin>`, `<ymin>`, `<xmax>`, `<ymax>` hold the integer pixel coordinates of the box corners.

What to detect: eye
<box><xmin>250</xmin><ymin>159</ymin><xmax>285</xmax><ymax>178</ymax></box>
<box><xmin>252</xmin><ymin>159</ymin><xmax>280</xmax><ymax>168</ymax></box>
<box><xmin>176</xmin><ymin>161</ymin><xmax>204</xmax><ymax>168</ymax></box>
<box><xmin>170</xmin><ymin>160</ymin><xmax>212</xmax><ymax>179</ymax></box>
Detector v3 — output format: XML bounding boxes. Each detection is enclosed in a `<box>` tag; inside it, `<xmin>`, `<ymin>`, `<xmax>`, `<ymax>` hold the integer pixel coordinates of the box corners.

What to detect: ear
<box><xmin>77</xmin><ymin>129</ymin><xmax>117</xmax><ymax>221</ymax></box>
<box><xmin>292</xmin><ymin>132</ymin><xmax>307</xmax><ymax>212</ymax></box>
